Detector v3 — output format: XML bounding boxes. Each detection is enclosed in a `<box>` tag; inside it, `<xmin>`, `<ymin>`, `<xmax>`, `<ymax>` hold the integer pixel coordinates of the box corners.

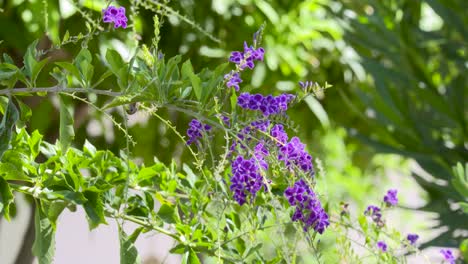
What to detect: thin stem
<box><xmin>0</xmin><ymin>86</ymin><xmax>123</xmax><ymax>97</ymax></box>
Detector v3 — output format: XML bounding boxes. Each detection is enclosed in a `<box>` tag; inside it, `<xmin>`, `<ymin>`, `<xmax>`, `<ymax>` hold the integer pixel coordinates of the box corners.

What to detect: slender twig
<box><xmin>0</xmin><ymin>86</ymin><xmax>123</xmax><ymax>97</ymax></box>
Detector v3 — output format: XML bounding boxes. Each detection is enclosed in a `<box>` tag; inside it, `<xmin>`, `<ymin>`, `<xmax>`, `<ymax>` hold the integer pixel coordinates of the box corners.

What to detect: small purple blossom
<box><xmin>406</xmin><ymin>233</ymin><xmax>419</xmax><ymax>245</ymax></box>
<box><xmin>186</xmin><ymin>119</ymin><xmax>211</xmax><ymax>145</ymax></box>
<box><xmin>229</xmin><ymin>42</ymin><xmax>264</xmax><ymax>70</ymax></box>
<box><xmin>377</xmin><ymin>241</ymin><xmax>388</xmax><ymax>252</ymax></box>
<box><xmin>383</xmin><ymin>189</ymin><xmax>398</xmax><ymax>206</ymax></box>
<box><xmin>278</xmin><ymin>137</ymin><xmax>314</xmax><ymax>175</ymax></box>
<box><xmin>225</xmin><ymin>71</ymin><xmax>242</xmax><ymax>91</ymax></box>
<box><xmin>102</xmin><ymin>6</ymin><xmax>128</xmax><ymax>29</ymax></box>
<box><xmin>230</xmin><ymin>155</ymin><xmax>266</xmax><ymax>205</ymax></box>
<box><xmin>284</xmin><ymin>179</ymin><xmax>329</xmax><ymax>234</ymax></box>
<box><xmin>440</xmin><ymin>249</ymin><xmax>456</xmax><ymax>264</ymax></box>
<box><xmin>365</xmin><ymin>205</ymin><xmax>383</xmax><ymax>224</ymax></box>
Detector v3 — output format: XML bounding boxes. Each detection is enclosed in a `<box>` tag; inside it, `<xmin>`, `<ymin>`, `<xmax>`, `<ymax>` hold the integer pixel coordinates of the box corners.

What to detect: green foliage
<box><xmin>328</xmin><ymin>0</ymin><xmax>468</xmax><ymax>248</ymax></box>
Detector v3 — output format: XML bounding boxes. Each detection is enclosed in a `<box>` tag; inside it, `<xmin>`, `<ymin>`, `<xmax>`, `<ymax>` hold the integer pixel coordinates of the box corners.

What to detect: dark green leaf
<box><xmin>119</xmin><ymin>228</ymin><xmax>141</xmax><ymax>264</ymax></box>
<box><xmin>0</xmin><ymin>178</ymin><xmax>14</xmax><ymax>220</ymax></box>
<box><xmin>0</xmin><ymin>97</ymin><xmax>19</xmax><ymax>159</ymax></box>
<box><xmin>83</xmin><ymin>190</ymin><xmax>107</xmax><ymax>229</ymax></box>
<box><xmin>181</xmin><ymin>60</ymin><xmax>201</xmax><ymax>100</ymax></box>
<box><xmin>181</xmin><ymin>248</ymin><xmax>201</xmax><ymax>264</ymax></box>
<box><xmin>32</xmin><ymin>203</ymin><xmax>56</xmax><ymax>264</ymax></box>
<box><xmin>59</xmin><ymin>95</ymin><xmax>74</xmax><ymax>151</ymax></box>
<box><xmin>23</xmin><ymin>40</ymin><xmax>39</xmax><ymax>78</ymax></box>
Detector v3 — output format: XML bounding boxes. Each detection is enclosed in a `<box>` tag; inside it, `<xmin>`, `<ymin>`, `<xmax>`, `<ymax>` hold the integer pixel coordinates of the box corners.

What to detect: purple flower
<box><xmin>225</xmin><ymin>71</ymin><xmax>242</xmax><ymax>91</ymax></box>
<box><xmin>102</xmin><ymin>6</ymin><xmax>128</xmax><ymax>29</ymax></box>
<box><xmin>270</xmin><ymin>124</ymin><xmax>288</xmax><ymax>146</ymax></box>
<box><xmin>250</xmin><ymin>120</ymin><xmax>270</xmax><ymax>132</ymax></box>
<box><xmin>186</xmin><ymin>119</ymin><xmax>211</xmax><ymax>145</ymax></box>
<box><xmin>440</xmin><ymin>249</ymin><xmax>456</xmax><ymax>264</ymax></box>
<box><xmin>377</xmin><ymin>241</ymin><xmax>387</xmax><ymax>252</ymax></box>
<box><xmin>230</xmin><ymin>155</ymin><xmax>266</xmax><ymax>205</ymax></box>
<box><xmin>383</xmin><ymin>189</ymin><xmax>398</xmax><ymax>206</ymax></box>
<box><xmin>364</xmin><ymin>205</ymin><xmax>383</xmax><ymax>224</ymax></box>
<box><xmin>284</xmin><ymin>179</ymin><xmax>329</xmax><ymax>234</ymax></box>
<box><xmin>237</xmin><ymin>93</ymin><xmax>294</xmax><ymax>116</ymax></box>
<box><xmin>278</xmin><ymin>137</ymin><xmax>314</xmax><ymax>175</ymax></box>
<box><xmin>229</xmin><ymin>42</ymin><xmax>264</xmax><ymax>71</ymax></box>
<box><xmin>407</xmin><ymin>233</ymin><xmax>419</xmax><ymax>245</ymax></box>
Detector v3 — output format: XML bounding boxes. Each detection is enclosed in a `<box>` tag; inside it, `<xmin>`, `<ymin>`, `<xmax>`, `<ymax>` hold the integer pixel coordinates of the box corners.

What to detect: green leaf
<box><xmin>0</xmin><ymin>97</ymin><xmax>19</xmax><ymax>159</ymax></box>
<box><xmin>32</xmin><ymin>57</ymin><xmax>49</xmax><ymax>85</ymax></box>
<box><xmin>157</xmin><ymin>204</ymin><xmax>177</xmax><ymax>224</ymax></box>
<box><xmin>55</xmin><ymin>62</ymin><xmax>80</xmax><ymax>80</ymax></box>
<box><xmin>181</xmin><ymin>60</ymin><xmax>201</xmax><ymax>100</ymax></box>
<box><xmin>0</xmin><ymin>163</ymin><xmax>28</xmax><ymax>181</ymax></box>
<box><xmin>23</xmin><ymin>40</ymin><xmax>39</xmax><ymax>78</ymax></box>
<box><xmin>83</xmin><ymin>190</ymin><xmax>107</xmax><ymax>229</ymax></box>
<box><xmin>0</xmin><ymin>178</ymin><xmax>14</xmax><ymax>220</ymax></box>
<box><xmin>119</xmin><ymin>228</ymin><xmax>141</xmax><ymax>264</ymax></box>
<box><xmin>59</xmin><ymin>95</ymin><xmax>74</xmax><ymax>151</ymax></box>
<box><xmin>106</xmin><ymin>49</ymin><xmax>128</xmax><ymax>89</ymax></box>
<box><xmin>32</xmin><ymin>203</ymin><xmax>56</xmax><ymax>264</ymax></box>
<box><xmin>16</xmin><ymin>98</ymin><xmax>32</xmax><ymax>123</ymax></box>
<box><xmin>181</xmin><ymin>248</ymin><xmax>201</xmax><ymax>264</ymax></box>
<box><xmin>42</xmin><ymin>201</ymin><xmax>67</xmax><ymax>229</ymax></box>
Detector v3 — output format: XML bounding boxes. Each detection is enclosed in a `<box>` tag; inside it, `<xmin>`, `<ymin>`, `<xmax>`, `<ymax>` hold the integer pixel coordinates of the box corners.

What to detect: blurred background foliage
<box><xmin>0</xmin><ymin>0</ymin><xmax>466</xmax><ymax>253</ymax></box>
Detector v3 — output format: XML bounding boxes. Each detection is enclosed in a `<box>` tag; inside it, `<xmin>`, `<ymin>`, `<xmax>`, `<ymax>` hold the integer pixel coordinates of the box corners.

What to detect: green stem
<box><xmin>0</xmin><ymin>86</ymin><xmax>123</xmax><ymax>97</ymax></box>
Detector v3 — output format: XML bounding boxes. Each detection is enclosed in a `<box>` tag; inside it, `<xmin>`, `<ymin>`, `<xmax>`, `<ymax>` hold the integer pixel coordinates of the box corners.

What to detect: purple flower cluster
<box><xmin>406</xmin><ymin>233</ymin><xmax>419</xmax><ymax>245</ymax></box>
<box><xmin>230</xmin><ymin>155</ymin><xmax>265</xmax><ymax>205</ymax></box>
<box><xmin>237</xmin><ymin>93</ymin><xmax>295</xmax><ymax>116</ymax></box>
<box><xmin>364</xmin><ymin>205</ymin><xmax>383</xmax><ymax>224</ymax></box>
<box><xmin>102</xmin><ymin>6</ymin><xmax>128</xmax><ymax>29</ymax></box>
<box><xmin>278</xmin><ymin>137</ymin><xmax>314</xmax><ymax>175</ymax></box>
<box><xmin>383</xmin><ymin>189</ymin><xmax>398</xmax><ymax>206</ymax></box>
<box><xmin>225</xmin><ymin>71</ymin><xmax>242</xmax><ymax>91</ymax></box>
<box><xmin>229</xmin><ymin>42</ymin><xmax>265</xmax><ymax>70</ymax></box>
<box><xmin>284</xmin><ymin>179</ymin><xmax>329</xmax><ymax>234</ymax></box>
<box><xmin>377</xmin><ymin>241</ymin><xmax>388</xmax><ymax>252</ymax></box>
<box><xmin>186</xmin><ymin>119</ymin><xmax>212</xmax><ymax>145</ymax></box>
<box><xmin>270</xmin><ymin>124</ymin><xmax>288</xmax><ymax>146</ymax></box>
<box><xmin>440</xmin><ymin>249</ymin><xmax>456</xmax><ymax>264</ymax></box>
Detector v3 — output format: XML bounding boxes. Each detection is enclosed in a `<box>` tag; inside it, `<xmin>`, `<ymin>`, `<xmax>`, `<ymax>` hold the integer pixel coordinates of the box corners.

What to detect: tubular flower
<box><xmin>237</xmin><ymin>93</ymin><xmax>295</xmax><ymax>116</ymax></box>
<box><xmin>377</xmin><ymin>241</ymin><xmax>388</xmax><ymax>252</ymax></box>
<box><xmin>102</xmin><ymin>6</ymin><xmax>128</xmax><ymax>29</ymax></box>
<box><xmin>278</xmin><ymin>137</ymin><xmax>314</xmax><ymax>175</ymax></box>
<box><xmin>229</xmin><ymin>42</ymin><xmax>264</xmax><ymax>71</ymax></box>
<box><xmin>440</xmin><ymin>249</ymin><xmax>456</xmax><ymax>264</ymax></box>
<box><xmin>406</xmin><ymin>233</ymin><xmax>419</xmax><ymax>245</ymax></box>
<box><xmin>383</xmin><ymin>189</ymin><xmax>398</xmax><ymax>206</ymax></box>
<box><xmin>186</xmin><ymin>119</ymin><xmax>211</xmax><ymax>145</ymax></box>
<box><xmin>284</xmin><ymin>179</ymin><xmax>329</xmax><ymax>234</ymax></box>
<box><xmin>229</xmin><ymin>155</ymin><xmax>265</xmax><ymax>205</ymax></box>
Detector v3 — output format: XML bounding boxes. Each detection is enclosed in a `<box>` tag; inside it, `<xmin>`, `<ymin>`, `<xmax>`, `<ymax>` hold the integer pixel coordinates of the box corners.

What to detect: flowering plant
<box><xmin>0</xmin><ymin>1</ymin><xmax>463</xmax><ymax>264</ymax></box>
